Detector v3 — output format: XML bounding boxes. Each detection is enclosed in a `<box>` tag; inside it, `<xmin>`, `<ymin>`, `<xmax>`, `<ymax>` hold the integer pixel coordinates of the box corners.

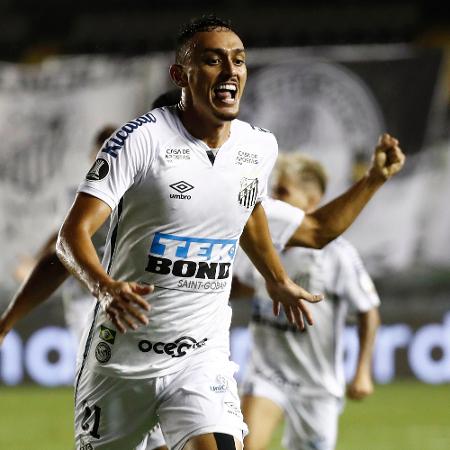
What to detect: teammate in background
<box><xmin>0</xmin><ymin>125</ymin><xmax>116</xmax><ymax>345</ymax></box>
<box><xmin>236</xmin><ymin>154</ymin><xmax>381</xmax><ymax>450</ymax></box>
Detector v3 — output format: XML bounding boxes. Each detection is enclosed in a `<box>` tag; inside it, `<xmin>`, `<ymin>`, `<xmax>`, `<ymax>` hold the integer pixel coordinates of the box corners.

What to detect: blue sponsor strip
<box><xmin>150</xmin><ymin>232</ymin><xmax>237</xmax><ymax>260</ymax></box>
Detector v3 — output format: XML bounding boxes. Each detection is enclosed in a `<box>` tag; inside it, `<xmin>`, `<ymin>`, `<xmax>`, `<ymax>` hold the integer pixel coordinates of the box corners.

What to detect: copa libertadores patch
<box><xmin>86</xmin><ymin>158</ymin><xmax>109</xmax><ymax>181</ymax></box>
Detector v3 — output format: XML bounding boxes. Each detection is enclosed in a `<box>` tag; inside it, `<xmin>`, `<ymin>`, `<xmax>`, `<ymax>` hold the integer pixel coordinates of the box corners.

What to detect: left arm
<box><xmin>347</xmin><ymin>307</ymin><xmax>380</xmax><ymax>400</ymax></box>
<box><xmin>288</xmin><ymin>134</ymin><xmax>405</xmax><ymax>249</ymax></box>
<box><xmin>240</xmin><ymin>203</ymin><xmax>323</xmax><ymax>329</ymax></box>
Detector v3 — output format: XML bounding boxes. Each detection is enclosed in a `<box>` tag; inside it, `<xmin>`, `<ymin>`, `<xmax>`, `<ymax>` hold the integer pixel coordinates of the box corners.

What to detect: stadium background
<box><xmin>0</xmin><ymin>1</ymin><xmax>449</xmax><ymax>449</ymax></box>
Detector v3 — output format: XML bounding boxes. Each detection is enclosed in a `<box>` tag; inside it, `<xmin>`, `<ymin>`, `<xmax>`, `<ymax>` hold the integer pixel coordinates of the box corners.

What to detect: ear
<box><xmin>169</xmin><ymin>64</ymin><xmax>188</xmax><ymax>88</ymax></box>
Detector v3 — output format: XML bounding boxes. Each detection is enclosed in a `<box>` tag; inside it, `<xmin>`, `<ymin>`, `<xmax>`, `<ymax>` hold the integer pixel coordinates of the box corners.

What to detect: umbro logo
<box><xmin>170</xmin><ymin>181</ymin><xmax>194</xmax><ymax>194</ymax></box>
<box><xmin>170</xmin><ymin>181</ymin><xmax>194</xmax><ymax>200</ymax></box>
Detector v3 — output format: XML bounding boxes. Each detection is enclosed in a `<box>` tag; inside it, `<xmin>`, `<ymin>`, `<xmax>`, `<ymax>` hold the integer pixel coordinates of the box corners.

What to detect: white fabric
<box><xmin>77</xmin><ymin>105</ymin><xmax>278</xmax><ymax>378</ymax></box>
<box><xmin>241</xmin><ymin>370</ymin><xmax>341</xmax><ymax>450</ymax></box>
<box><xmin>238</xmin><ymin>236</ymin><xmax>380</xmax><ymax>398</ymax></box>
<box><xmin>75</xmin><ymin>351</ymin><xmax>247</xmax><ymax>450</ymax></box>
<box><xmin>233</xmin><ymin>197</ymin><xmax>305</xmax><ymax>286</ymax></box>
<box><xmin>144</xmin><ymin>424</ymin><xmax>165</xmax><ymax>450</ymax></box>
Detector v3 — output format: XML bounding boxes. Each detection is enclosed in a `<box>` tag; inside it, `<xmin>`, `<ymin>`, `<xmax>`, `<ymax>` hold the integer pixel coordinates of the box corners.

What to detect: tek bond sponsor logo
<box><xmin>138</xmin><ymin>336</ymin><xmax>207</xmax><ymax>358</ymax></box>
<box><xmin>145</xmin><ymin>232</ymin><xmax>237</xmax><ymax>292</ymax></box>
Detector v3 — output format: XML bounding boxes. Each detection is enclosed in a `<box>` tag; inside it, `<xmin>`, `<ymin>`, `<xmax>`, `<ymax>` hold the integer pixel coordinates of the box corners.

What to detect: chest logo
<box><xmin>170</xmin><ymin>180</ymin><xmax>194</xmax><ymax>200</ymax></box>
<box><xmin>238</xmin><ymin>177</ymin><xmax>258</xmax><ymax>208</ymax></box>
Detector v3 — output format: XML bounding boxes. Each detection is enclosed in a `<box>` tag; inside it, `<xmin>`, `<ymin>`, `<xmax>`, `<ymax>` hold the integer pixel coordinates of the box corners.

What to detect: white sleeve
<box><xmin>78</xmin><ymin>123</ymin><xmax>153</xmax><ymax>210</ymax></box>
<box><xmin>262</xmin><ymin>198</ymin><xmax>305</xmax><ymax>251</ymax></box>
<box><xmin>334</xmin><ymin>238</ymin><xmax>380</xmax><ymax>312</ymax></box>
<box><xmin>256</xmin><ymin>133</ymin><xmax>278</xmax><ymax>204</ymax></box>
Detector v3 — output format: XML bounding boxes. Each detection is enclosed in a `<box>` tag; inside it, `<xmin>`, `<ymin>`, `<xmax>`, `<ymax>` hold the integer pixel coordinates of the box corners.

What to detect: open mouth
<box><xmin>213</xmin><ymin>83</ymin><xmax>237</xmax><ymax>104</ymax></box>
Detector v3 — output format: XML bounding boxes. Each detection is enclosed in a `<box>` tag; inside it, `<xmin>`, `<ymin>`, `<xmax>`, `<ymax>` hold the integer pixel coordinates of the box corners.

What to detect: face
<box><xmin>273</xmin><ymin>173</ymin><xmax>323</xmax><ymax>212</ymax></box>
<box><xmin>175</xmin><ymin>29</ymin><xmax>247</xmax><ymax>122</ymax></box>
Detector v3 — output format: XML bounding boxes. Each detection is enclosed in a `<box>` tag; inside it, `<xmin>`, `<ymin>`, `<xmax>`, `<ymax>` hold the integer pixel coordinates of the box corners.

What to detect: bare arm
<box><xmin>288</xmin><ymin>134</ymin><xmax>406</xmax><ymax>249</ymax></box>
<box><xmin>347</xmin><ymin>307</ymin><xmax>380</xmax><ymax>400</ymax></box>
<box><xmin>56</xmin><ymin>193</ymin><xmax>152</xmax><ymax>333</ymax></box>
<box><xmin>0</xmin><ymin>232</ymin><xmax>69</xmax><ymax>345</ymax></box>
<box><xmin>240</xmin><ymin>203</ymin><xmax>323</xmax><ymax>329</ymax></box>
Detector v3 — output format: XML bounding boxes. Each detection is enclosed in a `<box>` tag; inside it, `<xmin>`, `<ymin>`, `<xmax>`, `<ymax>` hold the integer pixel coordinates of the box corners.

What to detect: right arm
<box><xmin>56</xmin><ymin>193</ymin><xmax>152</xmax><ymax>333</ymax></box>
<box><xmin>0</xmin><ymin>233</ymin><xmax>69</xmax><ymax>345</ymax></box>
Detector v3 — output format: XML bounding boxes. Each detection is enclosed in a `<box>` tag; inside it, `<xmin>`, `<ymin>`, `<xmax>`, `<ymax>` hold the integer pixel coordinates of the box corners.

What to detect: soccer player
<box><xmin>238</xmin><ymin>154</ymin><xmax>381</xmax><ymax>450</ymax></box>
<box><xmin>3</xmin><ymin>15</ymin><xmax>404</xmax><ymax>450</ymax></box>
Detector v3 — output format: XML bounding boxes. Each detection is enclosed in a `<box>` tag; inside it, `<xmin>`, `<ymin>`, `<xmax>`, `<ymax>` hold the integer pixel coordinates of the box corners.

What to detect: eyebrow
<box><xmin>202</xmin><ymin>48</ymin><xmax>246</xmax><ymax>54</ymax></box>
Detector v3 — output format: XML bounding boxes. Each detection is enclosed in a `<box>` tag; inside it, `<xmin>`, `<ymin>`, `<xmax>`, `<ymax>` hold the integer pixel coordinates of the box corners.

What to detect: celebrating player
<box><xmin>1</xmin><ymin>15</ymin><xmax>405</xmax><ymax>450</ymax></box>
<box><xmin>236</xmin><ymin>154</ymin><xmax>381</xmax><ymax>450</ymax></box>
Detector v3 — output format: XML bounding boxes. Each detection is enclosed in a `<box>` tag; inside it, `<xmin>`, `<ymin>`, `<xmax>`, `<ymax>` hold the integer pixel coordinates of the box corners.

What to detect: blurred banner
<box><xmin>0</xmin><ymin>45</ymin><xmax>448</xmax><ymax>385</ymax></box>
<box><xmin>1</xmin><ymin>314</ymin><xmax>449</xmax><ymax>386</ymax></box>
<box><xmin>240</xmin><ymin>45</ymin><xmax>448</xmax><ymax>274</ymax></box>
<box><xmin>0</xmin><ymin>56</ymin><xmax>166</xmax><ymax>289</ymax></box>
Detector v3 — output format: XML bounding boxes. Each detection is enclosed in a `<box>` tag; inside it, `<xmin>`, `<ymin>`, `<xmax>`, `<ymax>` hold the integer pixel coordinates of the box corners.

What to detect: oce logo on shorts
<box><xmin>95</xmin><ymin>342</ymin><xmax>112</xmax><ymax>364</ymax></box>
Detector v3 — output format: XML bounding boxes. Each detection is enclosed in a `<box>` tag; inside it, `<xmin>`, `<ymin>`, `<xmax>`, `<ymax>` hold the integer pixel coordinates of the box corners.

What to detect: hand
<box><xmin>369</xmin><ymin>133</ymin><xmax>406</xmax><ymax>182</ymax></box>
<box><xmin>95</xmin><ymin>280</ymin><xmax>153</xmax><ymax>333</ymax></box>
<box><xmin>347</xmin><ymin>372</ymin><xmax>374</xmax><ymax>400</ymax></box>
<box><xmin>0</xmin><ymin>330</ymin><xmax>6</xmax><ymax>347</ymax></box>
<box><xmin>266</xmin><ymin>277</ymin><xmax>323</xmax><ymax>330</ymax></box>
<box><xmin>0</xmin><ymin>319</ymin><xmax>11</xmax><ymax>347</ymax></box>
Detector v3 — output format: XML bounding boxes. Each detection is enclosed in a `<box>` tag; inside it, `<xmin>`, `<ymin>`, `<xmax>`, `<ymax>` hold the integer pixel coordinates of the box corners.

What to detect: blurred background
<box><xmin>0</xmin><ymin>1</ymin><xmax>449</xmax><ymax>449</ymax></box>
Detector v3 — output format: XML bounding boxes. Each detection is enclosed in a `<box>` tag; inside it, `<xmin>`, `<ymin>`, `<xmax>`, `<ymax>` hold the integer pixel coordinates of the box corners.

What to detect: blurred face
<box><xmin>179</xmin><ymin>29</ymin><xmax>247</xmax><ymax>122</ymax></box>
<box><xmin>273</xmin><ymin>173</ymin><xmax>323</xmax><ymax>212</ymax></box>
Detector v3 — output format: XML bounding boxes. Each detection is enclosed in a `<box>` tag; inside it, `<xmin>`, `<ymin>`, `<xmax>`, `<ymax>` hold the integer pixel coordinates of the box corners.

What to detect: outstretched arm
<box><xmin>56</xmin><ymin>193</ymin><xmax>152</xmax><ymax>334</ymax></box>
<box><xmin>240</xmin><ymin>203</ymin><xmax>323</xmax><ymax>329</ymax></box>
<box><xmin>288</xmin><ymin>134</ymin><xmax>406</xmax><ymax>249</ymax></box>
<box><xmin>0</xmin><ymin>232</ymin><xmax>69</xmax><ymax>345</ymax></box>
<box><xmin>347</xmin><ymin>307</ymin><xmax>380</xmax><ymax>400</ymax></box>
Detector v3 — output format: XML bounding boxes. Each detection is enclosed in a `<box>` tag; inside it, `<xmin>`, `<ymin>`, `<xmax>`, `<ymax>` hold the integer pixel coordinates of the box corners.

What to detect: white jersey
<box><xmin>77</xmin><ymin>106</ymin><xmax>278</xmax><ymax>378</ymax></box>
<box><xmin>238</xmin><ymin>228</ymin><xmax>380</xmax><ymax>397</ymax></box>
<box><xmin>233</xmin><ymin>197</ymin><xmax>305</xmax><ymax>280</ymax></box>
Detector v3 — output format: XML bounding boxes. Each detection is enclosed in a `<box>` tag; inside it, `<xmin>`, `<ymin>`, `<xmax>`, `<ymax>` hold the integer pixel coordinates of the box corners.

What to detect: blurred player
<box><xmin>236</xmin><ymin>154</ymin><xmax>381</xmax><ymax>450</ymax></box>
<box><xmin>0</xmin><ymin>125</ymin><xmax>116</xmax><ymax>345</ymax></box>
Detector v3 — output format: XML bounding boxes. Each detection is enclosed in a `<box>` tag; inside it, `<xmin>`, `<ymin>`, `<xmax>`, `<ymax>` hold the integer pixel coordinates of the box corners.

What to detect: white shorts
<box><xmin>75</xmin><ymin>356</ymin><xmax>247</xmax><ymax>450</ymax></box>
<box><xmin>241</xmin><ymin>369</ymin><xmax>342</xmax><ymax>450</ymax></box>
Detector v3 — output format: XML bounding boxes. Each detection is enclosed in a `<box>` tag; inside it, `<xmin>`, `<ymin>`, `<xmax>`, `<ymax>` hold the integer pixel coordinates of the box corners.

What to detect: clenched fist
<box><xmin>369</xmin><ymin>133</ymin><xmax>406</xmax><ymax>182</ymax></box>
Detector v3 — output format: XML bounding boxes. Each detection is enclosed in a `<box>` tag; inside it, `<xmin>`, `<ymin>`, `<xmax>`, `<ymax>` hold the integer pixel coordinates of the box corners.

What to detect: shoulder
<box><xmin>100</xmin><ymin>107</ymin><xmax>175</xmax><ymax>159</ymax></box>
<box><xmin>327</xmin><ymin>237</ymin><xmax>364</xmax><ymax>270</ymax></box>
<box><xmin>234</xmin><ymin>119</ymin><xmax>277</xmax><ymax>145</ymax></box>
<box><xmin>262</xmin><ymin>197</ymin><xmax>303</xmax><ymax>220</ymax></box>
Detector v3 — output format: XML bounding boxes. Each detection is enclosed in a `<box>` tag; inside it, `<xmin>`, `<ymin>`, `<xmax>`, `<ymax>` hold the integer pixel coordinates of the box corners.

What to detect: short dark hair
<box><xmin>94</xmin><ymin>125</ymin><xmax>117</xmax><ymax>147</ymax></box>
<box><xmin>175</xmin><ymin>15</ymin><xmax>234</xmax><ymax>63</ymax></box>
<box><xmin>151</xmin><ymin>89</ymin><xmax>182</xmax><ymax>109</ymax></box>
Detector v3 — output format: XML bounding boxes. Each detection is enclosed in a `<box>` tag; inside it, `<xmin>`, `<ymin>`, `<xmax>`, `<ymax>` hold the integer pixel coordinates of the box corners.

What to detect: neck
<box><xmin>177</xmin><ymin>102</ymin><xmax>231</xmax><ymax>149</ymax></box>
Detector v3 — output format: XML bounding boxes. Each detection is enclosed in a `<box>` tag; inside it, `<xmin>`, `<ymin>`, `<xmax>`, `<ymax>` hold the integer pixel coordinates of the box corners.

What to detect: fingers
<box><xmin>272</xmin><ymin>300</ymin><xmax>280</xmax><ymax>316</ymax></box>
<box><xmin>99</xmin><ymin>281</ymin><xmax>154</xmax><ymax>333</ymax></box>
<box><xmin>292</xmin><ymin>305</ymin><xmax>305</xmax><ymax>330</ymax></box>
<box><xmin>301</xmin><ymin>290</ymin><xmax>324</xmax><ymax>304</ymax></box>
<box><xmin>373</xmin><ymin>133</ymin><xmax>406</xmax><ymax>179</ymax></box>
<box><xmin>299</xmin><ymin>301</ymin><xmax>314</xmax><ymax>326</ymax></box>
<box><xmin>283</xmin><ymin>305</ymin><xmax>295</xmax><ymax>326</ymax></box>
